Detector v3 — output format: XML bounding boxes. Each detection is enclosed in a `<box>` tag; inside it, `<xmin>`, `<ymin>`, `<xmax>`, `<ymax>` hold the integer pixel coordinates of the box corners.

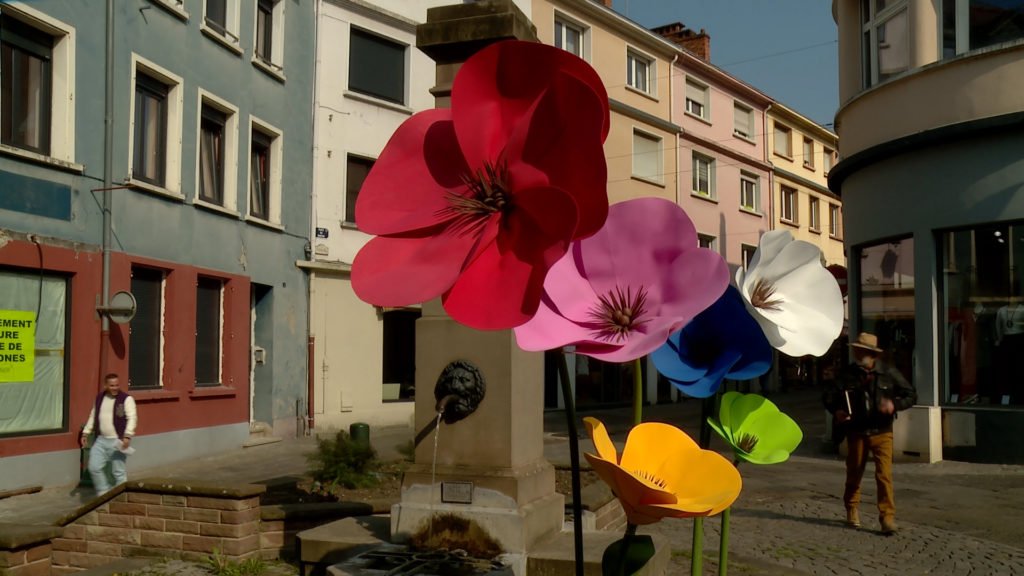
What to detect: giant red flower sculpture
<box><xmin>351</xmin><ymin>40</ymin><xmax>610</xmax><ymax>330</ymax></box>
<box><xmin>513</xmin><ymin>197</ymin><xmax>729</xmax><ymax>362</ymax></box>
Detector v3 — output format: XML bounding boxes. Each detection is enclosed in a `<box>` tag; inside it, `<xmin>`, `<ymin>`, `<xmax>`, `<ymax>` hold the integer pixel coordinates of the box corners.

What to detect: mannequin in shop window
<box><xmin>994</xmin><ymin>292</ymin><xmax>1024</xmax><ymax>403</ymax></box>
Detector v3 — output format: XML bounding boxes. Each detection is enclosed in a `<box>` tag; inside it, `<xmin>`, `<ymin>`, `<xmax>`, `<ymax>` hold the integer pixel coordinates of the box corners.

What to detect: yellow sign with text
<box><xmin>0</xmin><ymin>310</ymin><xmax>35</xmax><ymax>382</ymax></box>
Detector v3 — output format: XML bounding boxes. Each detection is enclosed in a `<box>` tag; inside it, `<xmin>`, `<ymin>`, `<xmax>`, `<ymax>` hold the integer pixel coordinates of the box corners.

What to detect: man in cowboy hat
<box><xmin>823</xmin><ymin>332</ymin><xmax>917</xmax><ymax>535</ymax></box>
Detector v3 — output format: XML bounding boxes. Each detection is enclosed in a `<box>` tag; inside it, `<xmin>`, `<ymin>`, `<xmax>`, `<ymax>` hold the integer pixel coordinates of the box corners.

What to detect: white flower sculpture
<box><xmin>736</xmin><ymin>230</ymin><xmax>844</xmax><ymax>357</ymax></box>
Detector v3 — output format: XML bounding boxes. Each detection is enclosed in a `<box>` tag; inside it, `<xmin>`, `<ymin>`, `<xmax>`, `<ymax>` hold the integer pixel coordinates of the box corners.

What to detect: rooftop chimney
<box><xmin>652</xmin><ymin>22</ymin><xmax>711</xmax><ymax>62</ymax></box>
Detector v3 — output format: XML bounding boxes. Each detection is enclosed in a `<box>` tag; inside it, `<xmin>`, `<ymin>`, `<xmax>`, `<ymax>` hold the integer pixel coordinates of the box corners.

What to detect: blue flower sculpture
<box><xmin>652</xmin><ymin>285</ymin><xmax>772</xmax><ymax>398</ymax></box>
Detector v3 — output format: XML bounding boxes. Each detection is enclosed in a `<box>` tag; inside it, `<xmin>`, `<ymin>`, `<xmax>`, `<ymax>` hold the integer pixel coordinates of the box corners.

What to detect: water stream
<box><xmin>428</xmin><ymin>411</ymin><xmax>442</xmax><ymax>544</ymax></box>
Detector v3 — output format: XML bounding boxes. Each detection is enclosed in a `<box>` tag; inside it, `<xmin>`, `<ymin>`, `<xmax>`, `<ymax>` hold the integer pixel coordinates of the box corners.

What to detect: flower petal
<box><xmin>355</xmin><ymin>109</ymin><xmax>469</xmax><ymax>235</ymax></box>
<box><xmin>442</xmin><ymin>186</ymin><xmax>577</xmax><ymax>330</ymax></box>
<box><xmin>451</xmin><ymin>40</ymin><xmax>609</xmax><ymax>171</ymax></box>
<box><xmin>651</xmin><ymin>333</ymin><xmax>709</xmax><ymax>383</ymax></box>
<box><xmin>351</xmin><ymin>228</ymin><xmax>476</xmax><ymax>307</ymax></box>
<box><xmin>619</xmin><ymin>422</ymin><xmax>699</xmax><ymax>477</ymax></box>
<box><xmin>653</xmin><ymin>449</ymin><xmax>742</xmax><ymax>516</ymax></box>
<box><xmin>708</xmin><ymin>417</ymin><xmax>733</xmax><ymax>446</ymax></box>
<box><xmin>727</xmin><ymin>393</ymin><xmax>770</xmax><ymax>436</ymax></box>
<box><xmin>583</xmin><ymin>417</ymin><xmax>618</xmax><ymax>464</ymax></box>
<box><xmin>581</xmin><ymin>315</ymin><xmax>685</xmax><ymax>363</ymax></box>
<box><xmin>585</xmin><ymin>454</ymin><xmax>676</xmax><ymax>525</ymax></box>
<box><xmin>670</xmin><ymin>348</ymin><xmax>741</xmax><ymax>399</ymax></box>
<box><xmin>716</xmin><ymin>391</ymin><xmax>744</xmax><ymax>438</ymax></box>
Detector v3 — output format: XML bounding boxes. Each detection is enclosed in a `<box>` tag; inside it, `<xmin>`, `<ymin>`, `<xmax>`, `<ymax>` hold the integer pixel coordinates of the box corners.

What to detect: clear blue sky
<box><xmin>609</xmin><ymin>0</ymin><xmax>839</xmax><ymax>128</ymax></box>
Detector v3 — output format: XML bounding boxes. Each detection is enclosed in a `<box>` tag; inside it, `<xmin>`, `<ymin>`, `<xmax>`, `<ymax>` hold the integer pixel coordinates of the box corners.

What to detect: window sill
<box><xmin>738</xmin><ymin>206</ymin><xmax>762</xmax><ymax>217</ymax></box>
<box><xmin>773</xmin><ymin>151</ymin><xmax>794</xmax><ymax>161</ymax></box>
<box><xmin>684</xmin><ymin>111</ymin><xmax>712</xmax><ymax>126</ymax></box>
<box><xmin>631</xmin><ymin>175</ymin><xmax>665</xmax><ymax>188</ymax></box>
<box><xmin>809</xmin><ymin>227</ymin><xmax>822</xmax><ymax>235</ymax></box>
<box><xmin>340</xmin><ymin>221</ymin><xmax>359</xmax><ymax>231</ymax></box>
<box><xmin>733</xmin><ymin>133</ymin><xmax>756</xmax><ymax>145</ymax></box>
<box><xmin>253</xmin><ymin>57</ymin><xmax>286</xmax><ymax>83</ymax></box>
<box><xmin>829</xmin><ymin>233</ymin><xmax>843</xmax><ymax>241</ymax></box>
<box><xmin>780</xmin><ymin>218</ymin><xmax>799</xmax><ymax>228</ymax></box>
<box><xmin>0</xmin><ymin>144</ymin><xmax>84</xmax><ymax>174</ymax></box>
<box><xmin>149</xmin><ymin>0</ymin><xmax>189</xmax><ymax>21</ymax></box>
<box><xmin>201</xmin><ymin>24</ymin><xmax>243</xmax><ymax>56</ymax></box>
<box><xmin>624</xmin><ymin>84</ymin><xmax>658</xmax><ymax>102</ymax></box>
<box><xmin>131</xmin><ymin>389</ymin><xmax>183</xmax><ymax>403</ymax></box>
<box><xmin>245</xmin><ymin>215</ymin><xmax>285</xmax><ymax>231</ymax></box>
<box><xmin>691</xmin><ymin>191</ymin><xmax>717</xmax><ymax>204</ymax></box>
<box><xmin>803</xmin><ymin>163</ymin><xmax>816</xmax><ymax>172</ymax></box>
<box><xmin>194</xmin><ymin>198</ymin><xmax>240</xmax><ymax>218</ymax></box>
<box><xmin>343</xmin><ymin>91</ymin><xmax>413</xmax><ymax>115</ymax></box>
<box><xmin>189</xmin><ymin>386</ymin><xmax>237</xmax><ymax>399</ymax></box>
<box><xmin>127</xmin><ymin>178</ymin><xmax>185</xmax><ymax>202</ymax></box>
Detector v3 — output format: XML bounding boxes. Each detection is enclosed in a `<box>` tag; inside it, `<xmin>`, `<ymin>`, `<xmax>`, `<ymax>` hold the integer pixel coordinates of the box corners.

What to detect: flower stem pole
<box><xmin>718</xmin><ymin>507</ymin><xmax>730</xmax><ymax>576</ymax></box>
<box><xmin>557</xmin><ymin>349</ymin><xmax>584</xmax><ymax>576</ymax></box>
<box><xmin>617</xmin><ymin>523</ymin><xmax>639</xmax><ymax>575</ymax></box>
<box><xmin>692</xmin><ymin>516</ymin><xmax>704</xmax><ymax>575</ymax></box>
<box><xmin>633</xmin><ymin>358</ymin><xmax>643</xmax><ymax>426</ymax></box>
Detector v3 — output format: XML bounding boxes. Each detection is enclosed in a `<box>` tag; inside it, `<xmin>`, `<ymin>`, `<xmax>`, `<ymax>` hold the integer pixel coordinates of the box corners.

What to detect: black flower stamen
<box><xmin>737</xmin><ymin>433</ymin><xmax>759</xmax><ymax>454</ymax></box>
<box><xmin>439</xmin><ymin>161</ymin><xmax>512</xmax><ymax>235</ymax></box>
<box><xmin>588</xmin><ymin>286</ymin><xmax>650</xmax><ymax>342</ymax></box>
<box><xmin>632</xmin><ymin>469</ymin><xmax>668</xmax><ymax>489</ymax></box>
<box><xmin>750</xmin><ymin>278</ymin><xmax>783</xmax><ymax>311</ymax></box>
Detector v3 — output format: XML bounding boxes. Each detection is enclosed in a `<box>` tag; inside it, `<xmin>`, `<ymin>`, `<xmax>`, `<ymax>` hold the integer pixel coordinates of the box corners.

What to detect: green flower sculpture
<box><xmin>709</xmin><ymin>391</ymin><xmax>802</xmax><ymax>465</ymax></box>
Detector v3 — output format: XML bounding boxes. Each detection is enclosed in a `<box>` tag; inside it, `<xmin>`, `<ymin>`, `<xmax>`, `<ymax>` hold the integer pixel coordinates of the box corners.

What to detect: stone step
<box><xmin>527</xmin><ymin>529</ymin><xmax>670</xmax><ymax>576</ymax></box>
<box><xmin>296</xmin><ymin>515</ymin><xmax>391</xmax><ymax>576</ymax></box>
<box><xmin>72</xmin><ymin>557</ymin><xmax>153</xmax><ymax>576</ymax></box>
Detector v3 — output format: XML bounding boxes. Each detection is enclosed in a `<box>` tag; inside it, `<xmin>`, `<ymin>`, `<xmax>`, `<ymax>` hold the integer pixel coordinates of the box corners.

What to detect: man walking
<box><xmin>823</xmin><ymin>333</ymin><xmax>916</xmax><ymax>535</ymax></box>
<box><xmin>80</xmin><ymin>373</ymin><xmax>137</xmax><ymax>496</ymax></box>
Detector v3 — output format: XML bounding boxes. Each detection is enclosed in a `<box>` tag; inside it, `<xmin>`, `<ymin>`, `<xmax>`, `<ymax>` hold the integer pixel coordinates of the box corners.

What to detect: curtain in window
<box><xmin>632</xmin><ymin>133</ymin><xmax>659</xmax><ymax>181</ymax></box>
<box><xmin>250</xmin><ymin>145</ymin><xmax>268</xmax><ymax>219</ymax></box>
<box><xmin>1</xmin><ymin>17</ymin><xmax>52</xmax><ymax>154</ymax></box>
<box><xmin>692</xmin><ymin>156</ymin><xmax>710</xmax><ymax>193</ymax></box>
<box><xmin>200</xmin><ymin>121</ymin><xmax>223</xmax><ymax>205</ymax></box>
<box><xmin>0</xmin><ymin>271</ymin><xmax>66</xmax><ymax>435</ymax></box>
<box><xmin>206</xmin><ymin>0</ymin><xmax>227</xmax><ymax>30</ymax></box>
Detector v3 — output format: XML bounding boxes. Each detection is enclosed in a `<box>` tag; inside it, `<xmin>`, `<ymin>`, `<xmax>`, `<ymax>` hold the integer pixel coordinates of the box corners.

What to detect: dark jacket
<box><xmin>93</xmin><ymin>391</ymin><xmax>130</xmax><ymax>440</ymax></box>
<box><xmin>823</xmin><ymin>359</ymin><xmax>917</xmax><ymax>436</ymax></box>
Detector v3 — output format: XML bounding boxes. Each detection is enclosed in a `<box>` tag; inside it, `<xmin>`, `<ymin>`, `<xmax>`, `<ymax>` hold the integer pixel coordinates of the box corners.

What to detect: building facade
<box><xmin>831</xmin><ymin>0</ymin><xmax>1024</xmax><ymax>462</ymax></box>
<box><xmin>0</xmin><ymin>0</ymin><xmax>314</xmax><ymax>490</ymax></box>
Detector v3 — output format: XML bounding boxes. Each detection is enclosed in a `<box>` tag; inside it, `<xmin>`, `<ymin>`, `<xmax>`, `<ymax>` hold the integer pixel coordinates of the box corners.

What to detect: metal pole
<box><xmin>101</xmin><ymin>0</ymin><xmax>115</xmax><ymax>375</ymax></box>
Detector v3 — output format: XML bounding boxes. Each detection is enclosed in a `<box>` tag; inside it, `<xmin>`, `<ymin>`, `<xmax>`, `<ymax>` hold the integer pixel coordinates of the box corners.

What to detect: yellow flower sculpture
<box><xmin>583</xmin><ymin>417</ymin><xmax>742</xmax><ymax>525</ymax></box>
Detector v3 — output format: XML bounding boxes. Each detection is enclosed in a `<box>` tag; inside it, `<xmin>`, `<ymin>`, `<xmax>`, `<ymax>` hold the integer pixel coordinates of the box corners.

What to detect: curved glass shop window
<box><xmin>941</xmin><ymin>222</ymin><xmax>1024</xmax><ymax>406</ymax></box>
<box><xmin>943</xmin><ymin>0</ymin><xmax>1024</xmax><ymax>58</ymax></box>
<box><xmin>858</xmin><ymin>238</ymin><xmax>915</xmax><ymax>385</ymax></box>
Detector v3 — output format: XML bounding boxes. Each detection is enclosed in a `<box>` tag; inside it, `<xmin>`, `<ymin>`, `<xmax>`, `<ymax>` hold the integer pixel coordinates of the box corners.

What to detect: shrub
<box><xmin>308</xmin><ymin>429</ymin><xmax>378</xmax><ymax>489</ymax></box>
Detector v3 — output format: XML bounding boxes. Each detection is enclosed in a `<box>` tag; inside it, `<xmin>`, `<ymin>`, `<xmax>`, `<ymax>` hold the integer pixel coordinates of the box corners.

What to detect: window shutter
<box><xmin>734</xmin><ymin>106</ymin><xmax>750</xmax><ymax>136</ymax></box>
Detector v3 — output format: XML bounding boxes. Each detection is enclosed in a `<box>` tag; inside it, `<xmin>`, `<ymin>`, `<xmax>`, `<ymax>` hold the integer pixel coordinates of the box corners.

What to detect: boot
<box><xmin>845</xmin><ymin>508</ymin><xmax>861</xmax><ymax>528</ymax></box>
<box><xmin>880</xmin><ymin>516</ymin><xmax>898</xmax><ymax>535</ymax></box>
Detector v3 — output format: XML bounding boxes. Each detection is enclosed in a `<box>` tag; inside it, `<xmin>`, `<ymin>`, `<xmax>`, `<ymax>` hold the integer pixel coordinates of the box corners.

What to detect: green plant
<box><xmin>307</xmin><ymin>429</ymin><xmax>379</xmax><ymax>489</ymax></box>
<box><xmin>204</xmin><ymin>549</ymin><xmax>266</xmax><ymax>576</ymax></box>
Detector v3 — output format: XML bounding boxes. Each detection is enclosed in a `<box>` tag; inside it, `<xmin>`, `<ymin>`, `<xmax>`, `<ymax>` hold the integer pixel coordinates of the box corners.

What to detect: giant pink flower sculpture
<box><xmin>514</xmin><ymin>198</ymin><xmax>729</xmax><ymax>362</ymax></box>
<box><xmin>351</xmin><ymin>40</ymin><xmax>610</xmax><ymax>330</ymax></box>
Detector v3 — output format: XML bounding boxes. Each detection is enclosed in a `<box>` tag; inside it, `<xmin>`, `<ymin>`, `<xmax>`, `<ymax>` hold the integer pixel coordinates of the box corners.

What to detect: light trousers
<box><xmin>88</xmin><ymin>436</ymin><xmax>128</xmax><ymax>496</ymax></box>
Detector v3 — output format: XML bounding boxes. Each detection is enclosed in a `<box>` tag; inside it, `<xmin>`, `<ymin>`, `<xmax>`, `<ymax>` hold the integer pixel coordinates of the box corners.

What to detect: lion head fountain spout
<box><xmin>434</xmin><ymin>360</ymin><xmax>486</xmax><ymax>425</ymax></box>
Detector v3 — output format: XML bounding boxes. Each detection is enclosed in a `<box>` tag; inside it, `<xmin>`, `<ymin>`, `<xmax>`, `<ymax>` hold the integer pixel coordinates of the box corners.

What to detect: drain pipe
<box><xmin>100</xmin><ymin>0</ymin><xmax>115</xmax><ymax>378</ymax></box>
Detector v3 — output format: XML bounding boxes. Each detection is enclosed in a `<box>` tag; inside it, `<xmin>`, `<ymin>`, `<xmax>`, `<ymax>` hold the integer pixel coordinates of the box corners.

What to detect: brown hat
<box><xmin>850</xmin><ymin>332</ymin><xmax>883</xmax><ymax>353</ymax></box>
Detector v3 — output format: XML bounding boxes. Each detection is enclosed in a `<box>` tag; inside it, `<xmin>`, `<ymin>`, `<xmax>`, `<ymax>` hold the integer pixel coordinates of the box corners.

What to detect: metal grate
<box><xmin>332</xmin><ymin>545</ymin><xmax>512</xmax><ymax>576</ymax></box>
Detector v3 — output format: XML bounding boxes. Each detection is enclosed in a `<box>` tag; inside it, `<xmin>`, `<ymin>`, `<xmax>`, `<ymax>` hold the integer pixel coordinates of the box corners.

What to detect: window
<box><xmin>345</xmin><ymin>155</ymin><xmax>374</xmax><ymax>225</ymax></box>
<box><xmin>685</xmin><ymin>80</ymin><xmax>709</xmax><ymax>120</ymax></box>
<box><xmin>129</xmin><ymin>266</ymin><xmax>164</xmax><ymax>389</ymax></box>
<box><xmin>943</xmin><ymin>0</ymin><xmax>1024</xmax><ymax>58</ymax></box>
<box><xmin>632</xmin><ymin>130</ymin><xmax>662</xmax><ymax>183</ymax></box>
<box><xmin>774</xmin><ymin>123</ymin><xmax>792</xmax><ymax>158</ymax></box>
<box><xmin>132</xmin><ymin>73</ymin><xmax>168</xmax><ymax>187</ymax></box>
<box><xmin>692</xmin><ymin>153</ymin><xmax>714</xmax><ymax>198</ymax></box>
<box><xmin>809</xmin><ymin>197</ymin><xmax>821</xmax><ymax>231</ymax></box>
<box><xmin>196</xmin><ymin>91</ymin><xmax>238</xmax><ymax>211</ymax></box>
<box><xmin>0</xmin><ymin>270</ymin><xmax>69</xmax><ymax>436</ymax></box>
<box><xmin>248</xmin><ymin>117</ymin><xmax>282</xmax><ymax>224</ymax></box>
<box><xmin>199</xmin><ymin>105</ymin><xmax>225</xmax><ymax>205</ymax></box>
<box><xmin>780</xmin><ymin>185</ymin><xmax>798</xmax><ymax>223</ymax></box>
<box><xmin>697</xmin><ymin>234</ymin><xmax>717</xmax><ymax>251</ymax></box>
<box><xmin>863</xmin><ymin>0</ymin><xmax>909</xmax><ymax>87</ymax></box>
<box><xmin>382</xmin><ymin>309</ymin><xmax>420</xmax><ymax>402</ymax></box>
<box><xmin>254</xmin><ymin>0</ymin><xmax>285</xmax><ymax>71</ymax></box>
<box><xmin>733</xmin><ymin>102</ymin><xmax>753</xmax><ymax>139</ymax></box>
<box><xmin>203</xmin><ymin>0</ymin><xmax>240</xmax><ymax>48</ymax></box>
<box><xmin>554</xmin><ymin>17</ymin><xmax>584</xmax><ymax>57</ymax></box>
<box><xmin>195</xmin><ymin>277</ymin><xmax>223</xmax><ymax>386</ymax></box>
<box><xmin>349</xmin><ymin>28</ymin><xmax>406</xmax><ymax>105</ymax></box>
<box><xmin>130</xmin><ymin>56</ymin><xmax>183</xmax><ymax>194</ymax></box>
<box><xmin>859</xmin><ymin>237</ymin><xmax>914</xmax><ymax>388</ymax></box>
<box><xmin>0</xmin><ymin>8</ymin><xmax>73</xmax><ymax>162</ymax></box>
<box><xmin>829</xmin><ymin>203</ymin><xmax>841</xmax><ymax>237</ymax></box>
<box><xmin>1</xmin><ymin>15</ymin><xmax>52</xmax><ymax>155</ymax></box>
<box><xmin>626</xmin><ymin>49</ymin><xmax>653</xmax><ymax>94</ymax></box>
<box><xmin>740</xmin><ymin>172</ymin><xmax>759</xmax><ymax>211</ymax></box>
<box><xmin>803</xmin><ymin>137</ymin><xmax>815</xmax><ymax>169</ymax></box>
<box><xmin>741</xmin><ymin>244</ymin><xmax>757</xmax><ymax>271</ymax></box>
<box><xmin>824</xmin><ymin>147</ymin><xmax>835</xmax><ymax>174</ymax></box>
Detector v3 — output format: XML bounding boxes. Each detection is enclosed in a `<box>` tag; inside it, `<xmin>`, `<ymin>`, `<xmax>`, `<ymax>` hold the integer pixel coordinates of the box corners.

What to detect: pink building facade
<box><xmin>658</xmin><ymin>24</ymin><xmax>773</xmax><ymax>273</ymax></box>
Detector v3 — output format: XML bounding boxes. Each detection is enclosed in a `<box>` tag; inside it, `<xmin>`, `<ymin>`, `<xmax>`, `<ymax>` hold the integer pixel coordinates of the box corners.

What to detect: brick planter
<box><xmin>0</xmin><ymin>525</ymin><xmax>64</xmax><ymax>576</ymax></box>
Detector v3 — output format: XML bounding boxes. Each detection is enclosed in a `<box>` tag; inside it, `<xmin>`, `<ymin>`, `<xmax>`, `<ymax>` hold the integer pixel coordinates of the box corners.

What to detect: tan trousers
<box><xmin>844</xmin><ymin>432</ymin><xmax>895</xmax><ymax>521</ymax></box>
